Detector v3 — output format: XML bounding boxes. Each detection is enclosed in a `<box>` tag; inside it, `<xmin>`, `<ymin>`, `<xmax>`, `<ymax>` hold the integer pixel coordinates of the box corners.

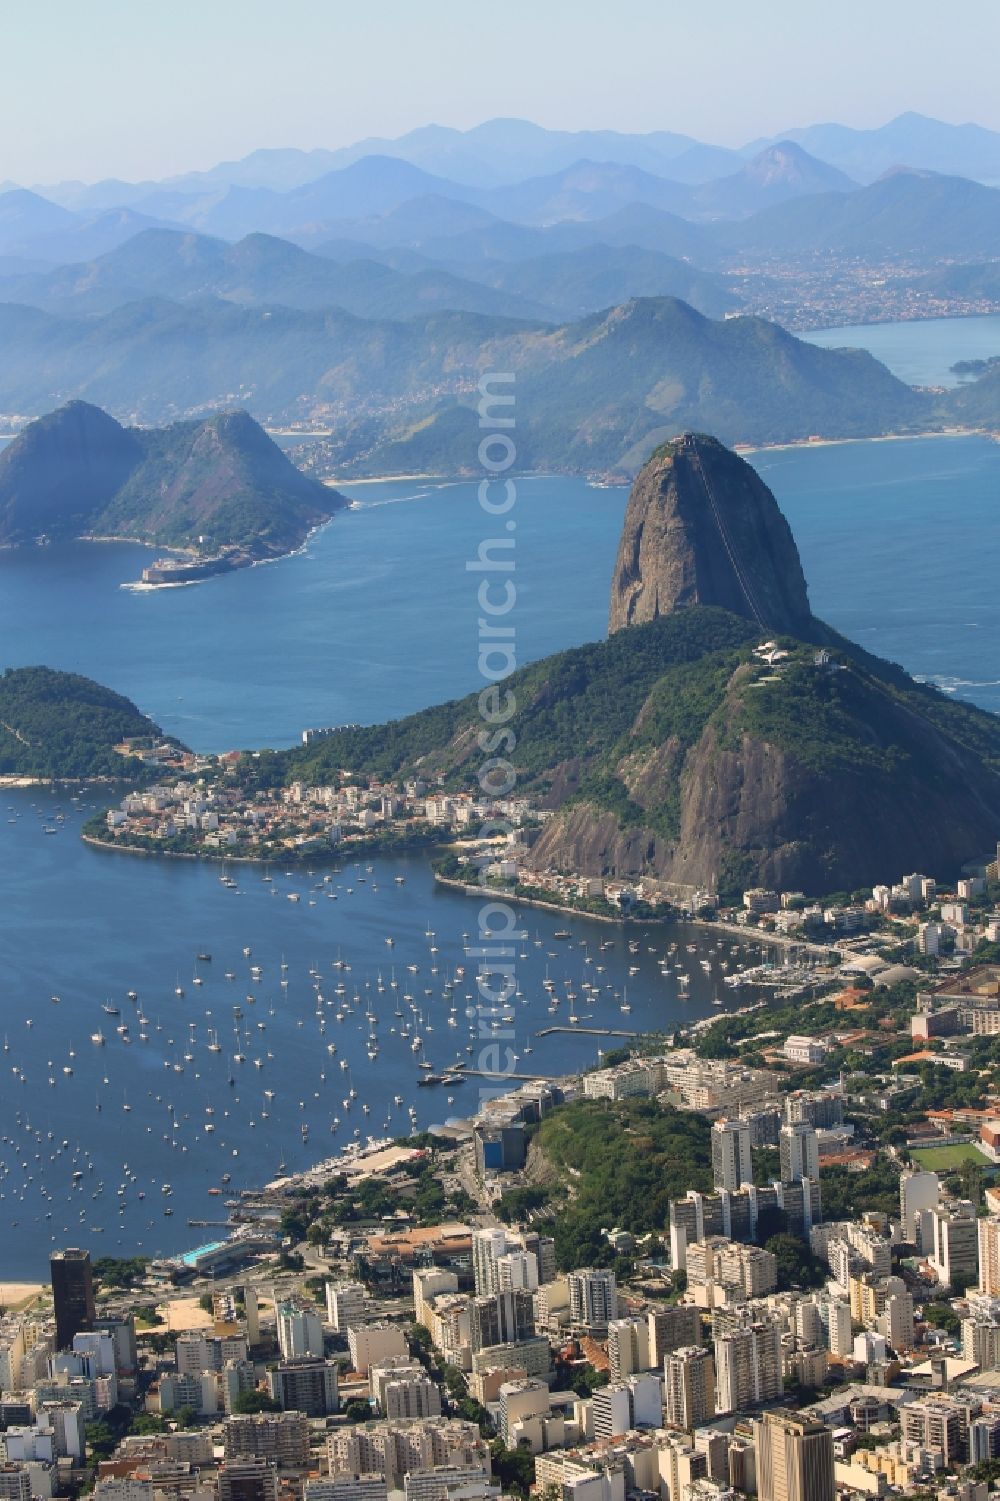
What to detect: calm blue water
<box><xmin>2</xmin><ymin>313</ymin><xmax>1000</xmax><ymax>1276</ymax></box>
<box><xmin>0</xmin><ymin>477</ymin><xmax>627</xmax><ymax>753</ymax></box>
<box><xmin>1</xmin><ymin>439</ymin><xmax>998</xmax><ymax>742</ymax></box>
<box><xmin>0</xmin><ymin>795</ymin><xmax>754</xmax><ymax>1276</ymax></box>
<box><xmin>801</xmin><ymin>313</ymin><xmax>1000</xmax><ymax>388</ymax></box>
<box><xmin>757</xmin><ymin>436</ymin><xmax>1000</xmax><ymax>716</ymax></box>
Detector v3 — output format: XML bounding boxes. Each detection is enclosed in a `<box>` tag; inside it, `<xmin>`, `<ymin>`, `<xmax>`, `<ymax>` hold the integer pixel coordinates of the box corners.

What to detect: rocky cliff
<box><xmin>608</xmin><ymin>433</ymin><xmax>812</xmax><ymax>635</ymax></box>
<box><xmin>521</xmin><ymin>640</ymin><xmax>1000</xmax><ymax>895</ymax></box>
<box><xmin>292</xmin><ymin>433</ymin><xmax>1000</xmax><ymax>897</ymax></box>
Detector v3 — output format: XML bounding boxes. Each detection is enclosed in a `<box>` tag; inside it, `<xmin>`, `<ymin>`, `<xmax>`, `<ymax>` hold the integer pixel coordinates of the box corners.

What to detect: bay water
<box><xmin>1</xmin><ymin>314</ymin><xmax>999</xmax><ymax>1275</ymax></box>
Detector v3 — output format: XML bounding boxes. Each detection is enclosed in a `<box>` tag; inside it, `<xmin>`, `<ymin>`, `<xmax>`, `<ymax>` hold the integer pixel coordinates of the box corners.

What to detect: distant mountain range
<box><xmin>0</xmin><ymin>298</ymin><xmax>931</xmax><ymax>470</ymax></box>
<box><xmin>2</xmin><ymin>115</ymin><xmax>1000</xmax><ymax>477</ymax></box>
<box><xmin>26</xmin><ymin>113</ymin><xmax>1000</xmax><ymax>208</ymax></box>
<box><xmin>0</xmin><ymin>189</ymin><xmax>186</xmax><ymax>264</ymax></box>
<box><xmin>0</xmin><ymin>227</ymin><xmax>739</xmax><ymax>323</ymax></box>
<box><xmin>3</xmin><ymin>144</ymin><xmax>1000</xmax><ymax>285</ymax></box>
<box><xmin>37</xmin><ymin>145</ymin><xmax>853</xmax><ymax>245</ymax></box>
<box><xmin>750</xmin><ymin>111</ymin><xmax>1000</xmax><ymax>185</ymax></box>
<box><xmin>0</xmin><ymin>401</ymin><xmax>344</xmax><ymax>559</ymax></box>
<box><xmin>716</xmin><ymin>169</ymin><xmax>1000</xmax><ymax>259</ymax></box>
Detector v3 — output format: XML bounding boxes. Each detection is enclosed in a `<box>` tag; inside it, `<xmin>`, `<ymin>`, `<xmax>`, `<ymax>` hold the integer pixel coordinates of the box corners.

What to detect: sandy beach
<box><xmin>0</xmin><ymin>1282</ymin><xmax>45</xmax><ymax>1311</ymax></box>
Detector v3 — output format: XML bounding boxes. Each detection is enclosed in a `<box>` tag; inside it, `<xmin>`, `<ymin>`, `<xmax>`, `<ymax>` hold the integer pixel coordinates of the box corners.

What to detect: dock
<box><xmin>535</xmin><ymin>1025</ymin><xmax>638</xmax><ymax>1039</ymax></box>
<box><xmin>458</xmin><ymin>1067</ymin><xmax>559</xmax><ymax>1081</ymax></box>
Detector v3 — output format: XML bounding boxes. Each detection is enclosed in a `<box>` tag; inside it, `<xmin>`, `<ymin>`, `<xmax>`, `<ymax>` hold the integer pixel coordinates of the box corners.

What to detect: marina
<box><xmin>0</xmin><ymin>785</ymin><xmax>784</xmax><ymax>1279</ymax></box>
<box><xmin>2</xmin><ymin>421</ymin><xmax>1000</xmax><ymax>1280</ymax></box>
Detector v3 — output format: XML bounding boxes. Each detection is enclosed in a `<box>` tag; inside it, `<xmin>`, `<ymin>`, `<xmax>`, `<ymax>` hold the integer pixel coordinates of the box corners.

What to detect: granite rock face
<box><xmin>608</xmin><ymin>432</ymin><xmax>812</xmax><ymax>635</ymax></box>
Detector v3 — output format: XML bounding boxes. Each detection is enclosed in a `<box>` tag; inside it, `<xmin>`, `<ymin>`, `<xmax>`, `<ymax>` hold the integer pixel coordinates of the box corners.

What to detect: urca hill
<box><xmin>290</xmin><ymin>433</ymin><xmax>1000</xmax><ymax>896</ymax></box>
<box><xmin>0</xmin><ymin>400</ymin><xmax>345</xmax><ymax>562</ymax></box>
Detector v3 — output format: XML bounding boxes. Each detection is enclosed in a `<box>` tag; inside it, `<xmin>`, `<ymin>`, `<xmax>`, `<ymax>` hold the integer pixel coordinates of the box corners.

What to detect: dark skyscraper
<box><xmin>50</xmin><ymin>1248</ymin><xmax>95</xmax><ymax>1350</ymax></box>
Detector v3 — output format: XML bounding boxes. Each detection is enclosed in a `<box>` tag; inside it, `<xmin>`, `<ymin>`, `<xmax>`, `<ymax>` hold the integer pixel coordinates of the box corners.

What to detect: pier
<box><xmin>458</xmin><ymin>1066</ymin><xmax>559</xmax><ymax>1081</ymax></box>
<box><xmin>535</xmin><ymin>1025</ymin><xmax>638</xmax><ymax>1039</ymax></box>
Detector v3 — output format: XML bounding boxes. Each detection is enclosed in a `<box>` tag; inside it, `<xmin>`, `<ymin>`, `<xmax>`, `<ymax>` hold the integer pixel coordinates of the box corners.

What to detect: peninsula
<box><xmin>84</xmin><ymin>433</ymin><xmax>1000</xmax><ymax>902</ymax></box>
<box><xmin>0</xmin><ymin>400</ymin><xmax>346</xmax><ymax>577</ymax></box>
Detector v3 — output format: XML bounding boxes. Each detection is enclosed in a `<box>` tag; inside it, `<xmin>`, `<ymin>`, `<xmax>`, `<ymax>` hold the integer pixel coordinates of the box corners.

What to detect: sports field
<box><xmin>910</xmin><ymin>1143</ymin><xmax>991</xmax><ymax>1171</ymax></box>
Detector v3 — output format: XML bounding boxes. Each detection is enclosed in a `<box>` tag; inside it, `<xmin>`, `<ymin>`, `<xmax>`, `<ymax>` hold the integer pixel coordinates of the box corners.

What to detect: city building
<box><xmin>328</xmin><ymin>1419</ymin><xmax>488</xmax><ymax>1490</ymax></box>
<box><xmin>221</xmin><ymin>1360</ymin><xmax>257</xmax><ymax>1416</ymax></box>
<box><xmin>979</xmin><ymin>1217</ymin><xmax>1000</xmax><ymax>1296</ymax></box>
<box><xmin>567</xmin><ymin>1269</ymin><xmax>617</xmax><ymax>1334</ymax></box>
<box><xmin>687</xmin><ymin>1237</ymin><xmax>778</xmax><ymax>1301</ymax></box>
<box><xmin>714</xmin><ymin>1319</ymin><xmax>782</xmax><ymax>1414</ymax></box>
<box><xmin>901</xmin><ymin>1395</ymin><xmax>972</xmax><ymax>1467</ymax></box>
<box><xmin>778</xmin><ymin>1123</ymin><xmax>820</xmax><ymax>1185</ymax></box>
<box><xmin>963</xmin><ymin>1294</ymin><xmax>1000</xmax><ymax>1369</ymax></box>
<box><xmin>783</xmin><ymin>1037</ymin><xmax>828</xmax><ymax>1066</ymax></box>
<box><xmin>266</xmin><ymin>1358</ymin><xmax>339</xmax><ymax>1417</ymax></box>
<box><xmin>217</xmin><ymin>1459</ymin><xmax>279</xmax><ymax>1501</ymax></box>
<box><xmin>0</xmin><ymin>1467</ymin><xmax>30</xmax><ymax>1501</ymax></box>
<box><xmin>347</xmin><ymin>1323</ymin><xmax>408</xmax><ymax>1377</ymax></box>
<box><xmin>607</xmin><ymin>1317</ymin><xmax>650</xmax><ymax>1381</ymax></box>
<box><xmin>592</xmin><ymin>1384</ymin><xmax>632</xmax><ymax>1442</ymax></box>
<box><xmin>899</xmin><ymin>1169</ymin><xmax>940</xmax><ymax>1247</ymax></box>
<box><xmin>469</xmin><ymin>1291</ymin><xmax>533</xmax><ymax>1352</ymax></box>
<box><xmin>497</xmin><ymin>1379</ymin><xmax>556</xmax><ymax>1450</ymax></box>
<box><xmin>223</xmin><ymin>1412</ymin><xmax>310</xmax><ymax>1468</ymax></box>
<box><xmin>275</xmin><ymin>1302</ymin><xmax>324</xmax><ymax>1361</ymax></box>
<box><xmin>928</xmin><ymin>1201</ymin><xmax>979</xmax><ymax>1288</ymax></box>
<box><xmin>369</xmin><ymin>1362</ymin><xmax>441</xmax><ymax>1420</ymax></box>
<box><xmin>665</xmin><ymin>1346</ymin><xmax>716</xmax><ymax>1430</ymax></box>
<box><xmin>50</xmin><ymin>1250</ymin><xmax>95</xmax><ymax>1352</ymax></box>
<box><xmin>305</xmin><ymin>1479</ymin><xmax>387</xmax><ymax>1501</ymax></box>
<box><xmin>325</xmin><ymin>1282</ymin><xmax>366</xmax><ymax>1333</ymax></box>
<box><xmin>711</xmin><ymin>1121</ymin><xmax>753</xmax><ymax>1192</ymax></box>
<box><xmin>753</xmin><ymin>1410</ymin><xmax>834</xmax><ymax>1501</ymax></box>
<box><xmin>648</xmin><ymin>1305</ymin><xmax>701</xmax><ymax>1365</ymax></box>
<box><xmin>471</xmin><ymin>1229</ymin><xmax>509</xmax><ymax>1297</ymax></box>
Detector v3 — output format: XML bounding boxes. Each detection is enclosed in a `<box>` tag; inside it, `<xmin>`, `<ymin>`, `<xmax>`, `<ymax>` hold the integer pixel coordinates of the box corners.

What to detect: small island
<box><xmin>0</xmin><ymin>400</ymin><xmax>347</xmax><ymax>580</ymax></box>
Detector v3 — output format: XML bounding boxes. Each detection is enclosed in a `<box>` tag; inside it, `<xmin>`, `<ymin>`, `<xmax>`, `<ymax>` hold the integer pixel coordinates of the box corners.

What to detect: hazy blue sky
<box><xmin>5</xmin><ymin>0</ymin><xmax>999</xmax><ymax>183</ymax></box>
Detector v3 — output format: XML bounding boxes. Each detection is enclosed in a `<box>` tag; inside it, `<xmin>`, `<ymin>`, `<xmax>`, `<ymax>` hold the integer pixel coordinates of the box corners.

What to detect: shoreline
<box><xmin>82</xmin><ymin>828</ymin><xmax>448</xmax><ymax>865</ymax></box>
<box><xmin>70</xmin><ymin>514</ymin><xmax>343</xmax><ymax>591</ymax></box>
<box><xmin>736</xmin><ymin>426</ymin><xmax>993</xmax><ymax>457</ymax></box>
<box><xmin>793</xmin><ymin>309</ymin><xmax>1000</xmax><ymax>335</ymax></box>
<box><xmin>324</xmin><ymin>425</ymin><xmax>995</xmax><ymax>487</ymax></box>
<box><xmin>434</xmin><ymin>871</ymin><xmax>652</xmax><ymax>926</ymax></box>
<box><xmin>0</xmin><ymin>774</ymin><xmax>127</xmax><ymax>788</ymax></box>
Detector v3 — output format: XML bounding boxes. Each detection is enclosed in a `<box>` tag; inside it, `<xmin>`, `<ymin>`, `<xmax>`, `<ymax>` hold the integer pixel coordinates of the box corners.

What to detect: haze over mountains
<box><xmin>0</xmin><ymin>297</ymin><xmax>928</xmax><ymax>469</ymax></box>
<box><xmin>0</xmin><ymin>228</ymin><xmax>739</xmax><ymax>323</ymax></box>
<box><xmin>2</xmin><ymin>111</ymin><xmax>1000</xmax><ymax>472</ymax></box>
<box><xmin>4</xmin><ymin>112</ymin><xmax>1000</xmax><ymax>265</ymax></box>
<box><xmin>18</xmin><ymin>111</ymin><xmax>1000</xmax><ymax>206</ymax></box>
